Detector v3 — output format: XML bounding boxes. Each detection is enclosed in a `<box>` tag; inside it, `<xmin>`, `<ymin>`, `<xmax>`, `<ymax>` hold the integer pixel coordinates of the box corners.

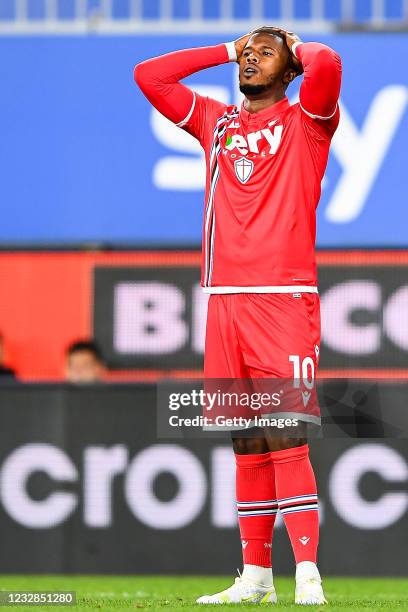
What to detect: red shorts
<box><xmin>204</xmin><ymin>292</ymin><xmax>321</xmax><ymax>425</ymax></box>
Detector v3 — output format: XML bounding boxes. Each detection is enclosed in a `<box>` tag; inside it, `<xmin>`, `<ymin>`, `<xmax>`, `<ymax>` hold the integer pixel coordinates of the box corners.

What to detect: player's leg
<box><xmin>198</xmin><ymin>432</ymin><xmax>278</xmax><ymax>604</ymax></box>
<box><xmin>238</xmin><ymin>292</ymin><xmax>326</xmax><ymax>605</ymax></box>
<box><xmin>262</xmin><ymin>426</ymin><xmax>326</xmax><ymax>605</ymax></box>
<box><xmin>269</xmin><ymin>441</ymin><xmax>325</xmax><ymax>605</ymax></box>
<box><xmin>232</xmin><ymin>432</ymin><xmax>277</xmax><ymax>593</ymax></box>
<box><xmin>197</xmin><ymin>295</ymin><xmax>277</xmax><ymax>605</ymax></box>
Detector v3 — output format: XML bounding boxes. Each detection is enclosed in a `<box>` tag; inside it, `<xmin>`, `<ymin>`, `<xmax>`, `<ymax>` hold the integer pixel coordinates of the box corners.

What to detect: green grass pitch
<box><xmin>0</xmin><ymin>576</ymin><xmax>407</xmax><ymax>611</ymax></box>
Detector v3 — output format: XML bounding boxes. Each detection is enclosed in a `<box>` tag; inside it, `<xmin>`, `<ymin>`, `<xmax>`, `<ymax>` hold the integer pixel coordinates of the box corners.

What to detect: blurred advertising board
<box><xmin>0</xmin><ymin>385</ymin><xmax>406</xmax><ymax>574</ymax></box>
<box><xmin>0</xmin><ymin>34</ymin><xmax>407</xmax><ymax>246</ymax></box>
<box><xmin>0</xmin><ymin>250</ymin><xmax>408</xmax><ymax>380</ymax></box>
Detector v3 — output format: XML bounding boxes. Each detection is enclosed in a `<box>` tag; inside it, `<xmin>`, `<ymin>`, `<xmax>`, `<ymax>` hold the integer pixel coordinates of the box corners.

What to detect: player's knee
<box><xmin>231</xmin><ymin>436</ymin><xmax>269</xmax><ymax>455</ymax></box>
<box><xmin>267</xmin><ymin>435</ymin><xmax>307</xmax><ymax>452</ymax></box>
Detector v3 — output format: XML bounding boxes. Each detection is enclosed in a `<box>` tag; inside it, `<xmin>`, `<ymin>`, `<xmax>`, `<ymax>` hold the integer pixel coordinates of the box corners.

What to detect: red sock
<box><xmin>271</xmin><ymin>444</ymin><xmax>319</xmax><ymax>564</ymax></box>
<box><xmin>235</xmin><ymin>452</ymin><xmax>277</xmax><ymax>567</ymax></box>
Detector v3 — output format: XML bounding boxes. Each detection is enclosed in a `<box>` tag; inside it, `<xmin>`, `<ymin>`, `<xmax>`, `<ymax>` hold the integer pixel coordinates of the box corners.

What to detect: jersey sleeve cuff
<box><xmin>291</xmin><ymin>41</ymin><xmax>303</xmax><ymax>60</ymax></box>
<box><xmin>225</xmin><ymin>41</ymin><xmax>237</xmax><ymax>62</ymax></box>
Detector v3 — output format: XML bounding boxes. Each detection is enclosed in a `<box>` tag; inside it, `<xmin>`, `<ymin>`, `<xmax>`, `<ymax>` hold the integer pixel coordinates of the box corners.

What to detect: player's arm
<box><xmin>134</xmin><ymin>43</ymin><xmax>237</xmax><ymax>132</ymax></box>
<box><xmin>293</xmin><ymin>40</ymin><xmax>342</xmax><ymax>121</ymax></box>
<box><xmin>271</xmin><ymin>28</ymin><xmax>342</xmax><ymax>121</ymax></box>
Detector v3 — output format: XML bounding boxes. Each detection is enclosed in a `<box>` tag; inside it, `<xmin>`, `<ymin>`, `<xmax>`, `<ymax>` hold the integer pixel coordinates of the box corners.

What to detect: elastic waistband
<box><xmin>202</xmin><ymin>285</ymin><xmax>318</xmax><ymax>294</ymax></box>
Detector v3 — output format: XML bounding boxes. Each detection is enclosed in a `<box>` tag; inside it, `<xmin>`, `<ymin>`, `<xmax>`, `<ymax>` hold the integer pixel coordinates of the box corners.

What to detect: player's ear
<box><xmin>283</xmin><ymin>68</ymin><xmax>297</xmax><ymax>85</ymax></box>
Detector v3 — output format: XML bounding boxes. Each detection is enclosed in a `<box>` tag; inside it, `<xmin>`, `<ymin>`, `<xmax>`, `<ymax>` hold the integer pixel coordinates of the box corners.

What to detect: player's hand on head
<box><xmin>266</xmin><ymin>27</ymin><xmax>303</xmax><ymax>73</ymax></box>
<box><xmin>233</xmin><ymin>32</ymin><xmax>253</xmax><ymax>61</ymax></box>
<box><xmin>270</xmin><ymin>27</ymin><xmax>302</xmax><ymax>50</ymax></box>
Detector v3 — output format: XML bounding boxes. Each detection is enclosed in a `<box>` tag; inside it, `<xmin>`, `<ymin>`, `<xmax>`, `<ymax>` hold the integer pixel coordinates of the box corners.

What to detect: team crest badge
<box><xmin>234</xmin><ymin>157</ymin><xmax>254</xmax><ymax>184</ymax></box>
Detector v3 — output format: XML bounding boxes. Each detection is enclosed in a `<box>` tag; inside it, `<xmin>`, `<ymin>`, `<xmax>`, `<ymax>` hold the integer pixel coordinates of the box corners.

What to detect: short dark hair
<box><xmin>66</xmin><ymin>339</ymin><xmax>103</xmax><ymax>363</ymax></box>
<box><xmin>251</xmin><ymin>27</ymin><xmax>303</xmax><ymax>76</ymax></box>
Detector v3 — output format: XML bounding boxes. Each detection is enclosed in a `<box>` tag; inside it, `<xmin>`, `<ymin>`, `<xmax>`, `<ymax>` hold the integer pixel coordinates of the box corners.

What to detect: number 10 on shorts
<box><xmin>289</xmin><ymin>355</ymin><xmax>315</xmax><ymax>389</ymax></box>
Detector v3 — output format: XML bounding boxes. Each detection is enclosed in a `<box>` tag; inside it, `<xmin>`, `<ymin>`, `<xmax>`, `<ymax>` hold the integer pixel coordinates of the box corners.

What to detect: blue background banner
<box><xmin>1</xmin><ymin>34</ymin><xmax>407</xmax><ymax>245</ymax></box>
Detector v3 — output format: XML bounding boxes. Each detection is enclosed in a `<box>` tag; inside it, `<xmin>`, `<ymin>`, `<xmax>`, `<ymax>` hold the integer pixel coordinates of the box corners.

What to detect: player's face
<box><xmin>239</xmin><ymin>33</ymin><xmax>291</xmax><ymax>95</ymax></box>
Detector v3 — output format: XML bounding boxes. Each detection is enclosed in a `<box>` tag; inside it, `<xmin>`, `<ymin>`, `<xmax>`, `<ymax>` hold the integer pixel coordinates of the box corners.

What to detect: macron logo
<box><xmin>242</xmin><ymin>540</ymin><xmax>249</xmax><ymax>549</ymax></box>
<box><xmin>299</xmin><ymin>536</ymin><xmax>310</xmax><ymax>546</ymax></box>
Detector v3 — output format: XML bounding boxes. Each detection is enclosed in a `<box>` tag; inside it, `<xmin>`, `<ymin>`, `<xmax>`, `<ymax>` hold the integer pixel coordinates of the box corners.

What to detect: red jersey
<box><xmin>135</xmin><ymin>41</ymin><xmax>342</xmax><ymax>293</ymax></box>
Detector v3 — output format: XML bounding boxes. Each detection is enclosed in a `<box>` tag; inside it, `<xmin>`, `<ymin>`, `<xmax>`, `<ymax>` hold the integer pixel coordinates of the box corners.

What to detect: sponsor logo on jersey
<box><xmin>224</xmin><ymin>121</ymin><xmax>283</xmax><ymax>156</ymax></box>
<box><xmin>234</xmin><ymin>157</ymin><xmax>254</xmax><ymax>184</ymax></box>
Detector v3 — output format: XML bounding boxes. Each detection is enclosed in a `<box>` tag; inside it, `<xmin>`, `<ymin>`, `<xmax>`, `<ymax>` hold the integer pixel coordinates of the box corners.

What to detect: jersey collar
<box><xmin>240</xmin><ymin>96</ymin><xmax>289</xmax><ymax>123</ymax></box>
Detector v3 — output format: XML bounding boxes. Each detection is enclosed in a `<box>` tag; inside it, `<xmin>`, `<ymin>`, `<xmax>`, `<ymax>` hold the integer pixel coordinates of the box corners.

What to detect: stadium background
<box><xmin>0</xmin><ymin>0</ymin><xmax>407</xmax><ymax>588</ymax></box>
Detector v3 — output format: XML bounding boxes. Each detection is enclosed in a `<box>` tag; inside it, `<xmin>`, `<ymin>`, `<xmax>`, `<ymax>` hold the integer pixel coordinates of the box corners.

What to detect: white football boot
<box><xmin>295</xmin><ymin>561</ymin><xmax>327</xmax><ymax>605</ymax></box>
<box><xmin>196</xmin><ymin>572</ymin><xmax>277</xmax><ymax>605</ymax></box>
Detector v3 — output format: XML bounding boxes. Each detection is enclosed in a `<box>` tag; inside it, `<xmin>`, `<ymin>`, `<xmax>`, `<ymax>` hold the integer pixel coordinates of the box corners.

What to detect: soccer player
<box><xmin>135</xmin><ymin>27</ymin><xmax>341</xmax><ymax>605</ymax></box>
